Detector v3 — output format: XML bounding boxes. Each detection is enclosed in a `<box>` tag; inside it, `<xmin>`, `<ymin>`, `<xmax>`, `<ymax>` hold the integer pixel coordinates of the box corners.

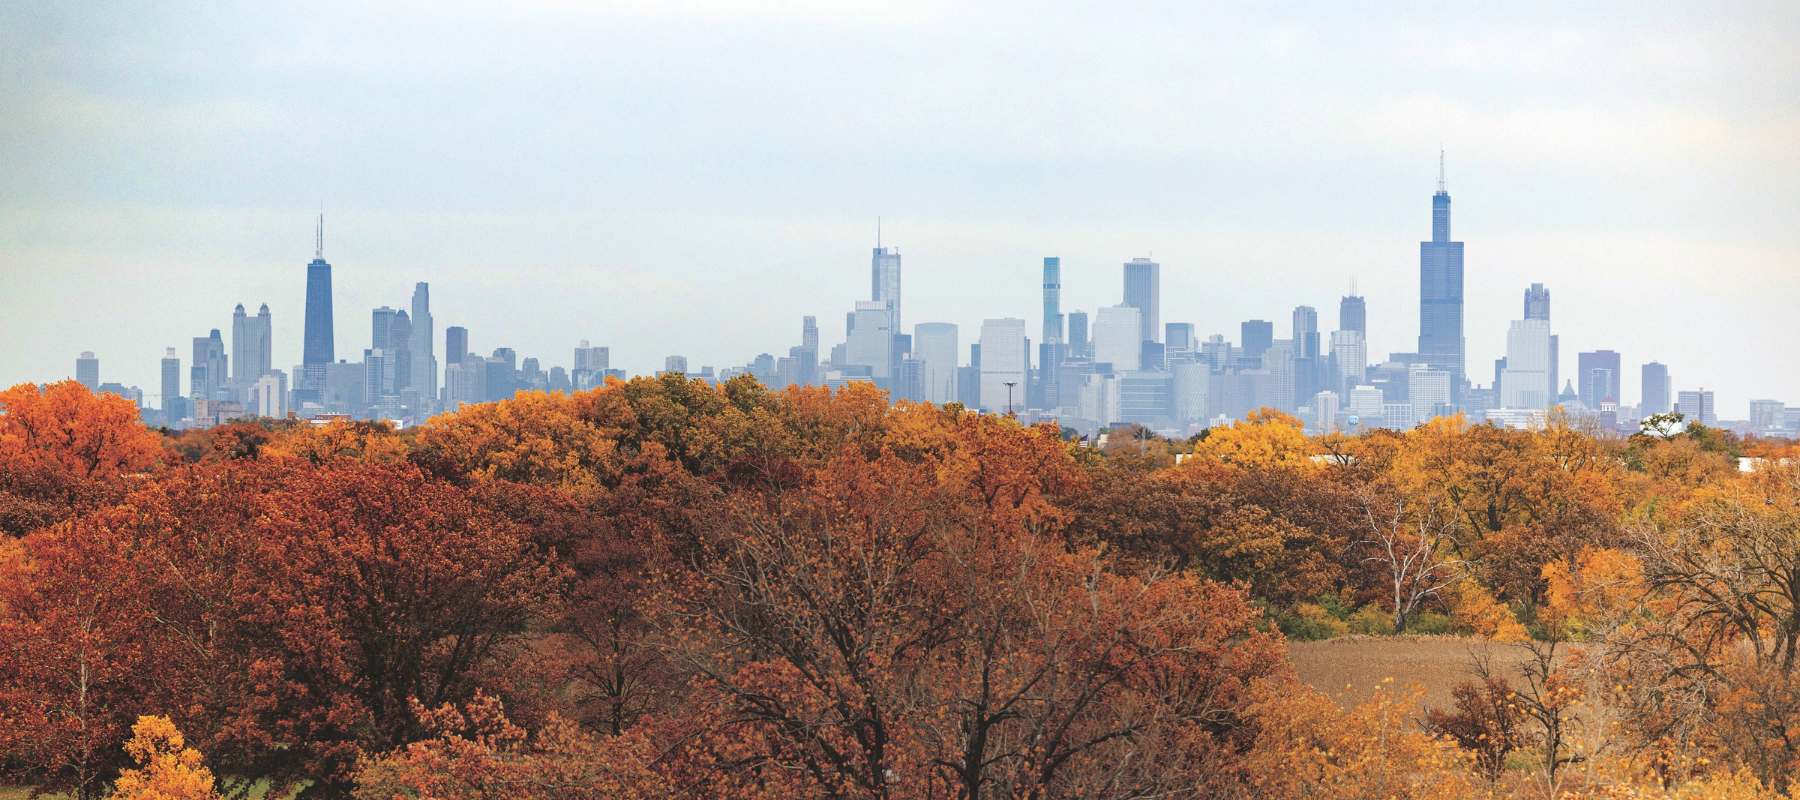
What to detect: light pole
<box><xmin>1003</xmin><ymin>381</ymin><xmax>1018</xmax><ymax>416</ymax></box>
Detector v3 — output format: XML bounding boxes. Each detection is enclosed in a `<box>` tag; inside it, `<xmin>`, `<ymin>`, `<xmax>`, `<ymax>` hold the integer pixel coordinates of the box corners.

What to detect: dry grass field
<box><xmin>1288</xmin><ymin>635</ymin><xmax>1535</xmax><ymax>711</ymax></box>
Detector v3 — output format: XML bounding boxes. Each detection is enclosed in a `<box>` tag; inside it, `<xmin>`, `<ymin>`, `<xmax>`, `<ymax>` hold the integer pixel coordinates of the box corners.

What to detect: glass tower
<box><xmin>302</xmin><ymin>215</ymin><xmax>335</xmax><ymax>393</ymax></box>
<box><xmin>1418</xmin><ymin>157</ymin><xmax>1466</xmax><ymax>392</ymax></box>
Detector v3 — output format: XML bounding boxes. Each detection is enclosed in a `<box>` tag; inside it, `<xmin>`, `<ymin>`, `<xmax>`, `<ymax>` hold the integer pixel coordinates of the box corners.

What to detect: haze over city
<box><xmin>3</xmin><ymin>1</ymin><xmax>1797</xmax><ymax>420</ymax></box>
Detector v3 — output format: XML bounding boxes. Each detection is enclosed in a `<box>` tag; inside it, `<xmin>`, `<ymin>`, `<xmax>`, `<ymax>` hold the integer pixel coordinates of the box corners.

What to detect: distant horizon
<box><xmin>4</xmin><ymin>2</ymin><xmax>1796</xmax><ymax>416</ymax></box>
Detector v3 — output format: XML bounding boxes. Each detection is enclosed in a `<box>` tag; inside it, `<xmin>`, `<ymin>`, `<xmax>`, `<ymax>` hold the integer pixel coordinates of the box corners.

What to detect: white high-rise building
<box><xmin>1174</xmin><ymin>362</ymin><xmax>1209</xmax><ymax>424</ymax></box>
<box><xmin>1348</xmin><ymin>385</ymin><xmax>1385</xmax><ymax>421</ymax></box>
<box><xmin>846</xmin><ymin>301</ymin><xmax>894</xmax><ymax>380</ymax></box>
<box><xmin>1092</xmin><ymin>305</ymin><xmax>1142</xmax><ymax>372</ymax></box>
<box><xmin>1313</xmin><ymin>391</ymin><xmax>1341</xmax><ymax>432</ymax></box>
<box><xmin>912</xmin><ymin>323</ymin><xmax>959</xmax><ymax>405</ymax></box>
<box><xmin>231</xmin><ymin>303</ymin><xmax>273</xmax><ymax>387</ymax></box>
<box><xmin>978</xmin><ymin>318</ymin><xmax>1027</xmax><ymax>413</ymax></box>
<box><xmin>251</xmin><ymin>371</ymin><xmax>288</xmax><ymax>418</ymax></box>
<box><xmin>1501</xmin><ymin>319</ymin><xmax>1553</xmax><ymax>409</ymax></box>
<box><xmin>1408</xmin><ymin>366</ymin><xmax>1452</xmax><ymax>423</ymax></box>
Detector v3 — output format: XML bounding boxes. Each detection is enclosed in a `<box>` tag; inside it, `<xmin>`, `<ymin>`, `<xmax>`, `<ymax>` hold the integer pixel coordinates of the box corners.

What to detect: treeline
<box><xmin>0</xmin><ymin>377</ymin><xmax>1796</xmax><ymax>799</ymax></box>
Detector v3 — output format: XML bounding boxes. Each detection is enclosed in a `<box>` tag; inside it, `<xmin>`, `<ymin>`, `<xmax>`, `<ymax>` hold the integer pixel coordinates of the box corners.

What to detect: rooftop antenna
<box><xmin>1349</xmin><ymin>276</ymin><xmax>1358</xmax><ymax>297</ymax></box>
<box><xmin>1437</xmin><ymin>146</ymin><xmax>1447</xmax><ymax>193</ymax></box>
<box><xmin>315</xmin><ymin>209</ymin><xmax>324</xmax><ymax>260</ymax></box>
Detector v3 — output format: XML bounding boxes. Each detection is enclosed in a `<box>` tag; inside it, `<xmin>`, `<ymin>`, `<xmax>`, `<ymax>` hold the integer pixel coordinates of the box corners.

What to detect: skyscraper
<box><xmin>445</xmin><ymin>326</ymin><xmax>469</xmax><ymax>365</ymax></box>
<box><xmin>846</xmin><ymin>300</ymin><xmax>894</xmax><ymax>381</ymax></box>
<box><xmin>1067</xmin><ymin>310</ymin><xmax>1090</xmax><ymax>359</ymax></box>
<box><xmin>1641</xmin><ymin>362</ymin><xmax>1671</xmax><ymax>415</ymax></box>
<box><xmin>913</xmin><ymin>323</ymin><xmax>959</xmax><ymax>405</ymax></box>
<box><xmin>1676</xmin><ymin>390</ymin><xmax>1716</xmax><ymax>426</ymax></box>
<box><xmin>76</xmin><ymin>352</ymin><xmax>99</xmax><ymax>390</ymax></box>
<box><xmin>1292</xmin><ymin>306</ymin><xmax>1320</xmax><ymax>358</ymax></box>
<box><xmin>1122</xmin><ymin>258</ymin><xmax>1160</xmax><ymax>343</ymax></box>
<box><xmin>1041</xmin><ymin>257</ymin><xmax>1063</xmax><ymax>345</ymax></box>
<box><xmin>231</xmin><ymin>303</ymin><xmax>273</xmax><ymax>385</ymax></box>
<box><xmin>1418</xmin><ymin>154</ymin><xmax>1466</xmax><ymax>391</ymax></box>
<box><xmin>191</xmin><ymin>330</ymin><xmax>227</xmax><ymax>402</ymax></box>
<box><xmin>1241</xmin><ymin>320</ymin><xmax>1274</xmax><ymax>360</ymax></box>
<box><xmin>978</xmin><ymin>318</ymin><xmax>1027</xmax><ymax>413</ymax></box>
<box><xmin>1339</xmin><ymin>291</ymin><xmax>1366</xmax><ymax>339</ymax></box>
<box><xmin>160</xmin><ymin>348</ymin><xmax>181</xmax><ymax>417</ymax></box>
<box><xmin>409</xmin><ymin>283</ymin><xmax>436</xmax><ymax>400</ymax></box>
<box><xmin>872</xmin><ymin>244</ymin><xmax>902</xmax><ymax>333</ymax></box>
<box><xmin>302</xmin><ymin>215</ymin><xmax>334</xmax><ymax>377</ymax></box>
<box><xmin>1576</xmin><ymin>350</ymin><xmax>1622</xmax><ymax>407</ymax></box>
<box><xmin>1501</xmin><ymin>319</ymin><xmax>1552</xmax><ymax>409</ymax></box>
<box><xmin>1524</xmin><ymin>283</ymin><xmax>1550</xmax><ymax>321</ymax></box>
<box><xmin>1093</xmin><ymin>305</ymin><xmax>1143</xmax><ymax>372</ymax></box>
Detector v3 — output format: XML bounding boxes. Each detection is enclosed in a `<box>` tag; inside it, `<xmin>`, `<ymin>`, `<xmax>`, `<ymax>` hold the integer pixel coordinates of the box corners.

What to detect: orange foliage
<box><xmin>112</xmin><ymin>716</ymin><xmax>222</xmax><ymax>800</ymax></box>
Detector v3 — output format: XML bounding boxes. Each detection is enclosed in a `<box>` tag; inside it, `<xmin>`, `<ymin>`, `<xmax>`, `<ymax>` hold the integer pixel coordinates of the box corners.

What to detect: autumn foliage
<box><xmin>3</xmin><ymin>379</ymin><xmax>1799</xmax><ymax>798</ymax></box>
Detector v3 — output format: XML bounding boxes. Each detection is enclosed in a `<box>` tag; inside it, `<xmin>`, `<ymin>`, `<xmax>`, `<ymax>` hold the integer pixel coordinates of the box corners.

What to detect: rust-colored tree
<box><xmin>0</xmin><ymin>380</ymin><xmax>166</xmax><ymax>536</ymax></box>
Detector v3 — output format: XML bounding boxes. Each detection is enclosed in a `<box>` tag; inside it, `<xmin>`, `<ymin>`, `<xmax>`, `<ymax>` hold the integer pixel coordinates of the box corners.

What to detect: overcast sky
<box><xmin>3</xmin><ymin>1</ymin><xmax>1797</xmax><ymax>415</ymax></box>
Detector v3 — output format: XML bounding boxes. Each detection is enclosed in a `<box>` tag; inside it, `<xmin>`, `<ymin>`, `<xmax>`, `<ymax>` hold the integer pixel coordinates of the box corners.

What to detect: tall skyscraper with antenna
<box><xmin>301</xmin><ymin>215</ymin><xmax>335</xmax><ymax>399</ymax></box>
<box><xmin>1417</xmin><ymin>152</ymin><xmax>1466</xmax><ymax>394</ymax></box>
<box><xmin>1339</xmin><ymin>280</ymin><xmax>1366</xmax><ymax>338</ymax></box>
<box><xmin>871</xmin><ymin>222</ymin><xmax>901</xmax><ymax>334</ymax></box>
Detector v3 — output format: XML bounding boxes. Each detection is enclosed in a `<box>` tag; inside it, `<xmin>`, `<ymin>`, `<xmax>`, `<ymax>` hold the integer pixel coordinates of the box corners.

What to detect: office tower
<box><xmin>1292</xmin><ymin>306</ymin><xmax>1320</xmax><ymax>358</ymax></box>
<box><xmin>664</xmin><ymin>355</ymin><xmax>688</xmax><ymax>374</ymax></box>
<box><xmin>1549</xmin><ymin>335</ymin><xmax>1559</xmax><ymax>405</ymax></box>
<box><xmin>191</xmin><ymin>330</ymin><xmax>227</xmax><ymax>401</ymax></box>
<box><xmin>231</xmin><ymin>303</ymin><xmax>273</xmax><ymax>385</ymax></box>
<box><xmin>1409</xmin><ymin>365</ymin><xmax>1452</xmax><ymax>422</ymax></box>
<box><xmin>978</xmin><ymin>319</ymin><xmax>1027</xmax><ymax>412</ymax></box>
<box><xmin>160</xmin><ymin>348</ymin><xmax>181</xmax><ymax>416</ymax></box>
<box><xmin>1339</xmin><ymin>290</ymin><xmax>1366</xmax><ymax>339</ymax></box>
<box><xmin>251</xmin><ymin>372</ymin><xmax>287</xmax><ymax>418</ymax></box>
<box><xmin>1676</xmin><ymin>390</ymin><xmax>1716</xmax><ymax>426</ymax></box>
<box><xmin>872</xmin><ymin>244</ymin><xmax>902</xmax><ymax>333</ymax></box>
<box><xmin>75</xmin><ymin>352</ymin><xmax>99</xmax><ymax>390</ymax></box>
<box><xmin>1092</xmin><ymin>305</ymin><xmax>1143</xmax><ymax>372</ymax></box>
<box><xmin>1418</xmin><ymin>154</ymin><xmax>1466</xmax><ymax>391</ymax></box>
<box><xmin>1500</xmin><ymin>319</ymin><xmax>1552</xmax><ymax>409</ymax></box>
<box><xmin>446</xmin><ymin>326</ymin><xmax>469</xmax><ymax>363</ymax></box>
<box><xmin>1174</xmin><ymin>362</ymin><xmax>1209</xmax><ymax>423</ymax></box>
<box><xmin>1749</xmin><ymin>400</ymin><xmax>1786</xmax><ymax>434</ymax></box>
<box><xmin>1329</xmin><ymin>330</ymin><xmax>1367</xmax><ymax>394</ymax></box>
<box><xmin>847</xmin><ymin>300</ymin><xmax>895</xmax><ymax>380</ymax></box>
<box><xmin>1066</xmin><ymin>310</ymin><xmax>1090</xmax><ymax>359</ymax></box>
<box><xmin>573</xmin><ymin>340</ymin><xmax>609</xmax><ymax>372</ymax></box>
<box><xmin>1314</xmin><ymin>391</ymin><xmax>1341</xmax><ymax>432</ymax></box>
<box><xmin>1583</xmin><ymin>369</ymin><xmax>1614</xmax><ymax>412</ymax></box>
<box><xmin>1122</xmin><ymin>258</ymin><xmax>1160</xmax><ymax>343</ymax></box>
<box><xmin>1576</xmin><ymin>350</ymin><xmax>1622</xmax><ymax>408</ymax></box>
<box><xmin>956</xmin><ymin>342</ymin><xmax>982</xmax><ymax>408</ymax></box>
<box><xmin>1241</xmin><ymin>320</ymin><xmax>1274</xmax><ymax>360</ymax></box>
<box><xmin>409</xmin><ymin>283</ymin><xmax>436</xmax><ymax>399</ymax></box>
<box><xmin>372</xmin><ymin>307</ymin><xmax>398</xmax><ymax>349</ymax></box>
<box><xmin>1524</xmin><ymin>283</ymin><xmax>1550</xmax><ymax>321</ymax></box>
<box><xmin>1263</xmin><ymin>341</ymin><xmax>1297</xmax><ymax>412</ymax></box>
<box><xmin>907</xmin><ymin>323</ymin><xmax>956</xmax><ymax>405</ymax></box>
<box><xmin>1164</xmin><ymin>323</ymin><xmax>1197</xmax><ymax>365</ymax></box>
<box><xmin>1641</xmin><ymin>362</ymin><xmax>1671</xmax><ymax>415</ymax></box>
<box><xmin>302</xmin><ymin>215</ymin><xmax>334</xmax><ymax>382</ymax></box>
<box><xmin>1348</xmin><ymin>386</ymin><xmax>1385</xmax><ymax>422</ymax></box>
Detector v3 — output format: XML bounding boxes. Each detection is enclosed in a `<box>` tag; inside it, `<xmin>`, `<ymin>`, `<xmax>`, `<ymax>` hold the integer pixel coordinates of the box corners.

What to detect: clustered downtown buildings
<box><xmin>65</xmin><ymin>166</ymin><xmax>1799</xmax><ymax>439</ymax></box>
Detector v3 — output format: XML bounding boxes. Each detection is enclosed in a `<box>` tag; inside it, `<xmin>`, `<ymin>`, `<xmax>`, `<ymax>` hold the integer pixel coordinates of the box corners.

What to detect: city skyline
<box><xmin>3</xmin><ymin>3</ymin><xmax>1797</xmax><ymax>414</ymax></box>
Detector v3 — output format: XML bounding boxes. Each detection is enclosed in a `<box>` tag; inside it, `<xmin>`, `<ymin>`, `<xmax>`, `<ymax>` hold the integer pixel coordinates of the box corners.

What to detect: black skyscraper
<box><xmin>302</xmin><ymin>215</ymin><xmax>335</xmax><ymax>394</ymax></box>
<box><xmin>1418</xmin><ymin>154</ymin><xmax>1466</xmax><ymax>394</ymax></box>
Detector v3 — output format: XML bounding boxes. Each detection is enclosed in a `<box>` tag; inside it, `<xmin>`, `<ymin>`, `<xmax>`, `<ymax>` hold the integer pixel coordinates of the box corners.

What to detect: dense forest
<box><xmin>1</xmin><ymin>376</ymin><xmax>1796</xmax><ymax>799</ymax></box>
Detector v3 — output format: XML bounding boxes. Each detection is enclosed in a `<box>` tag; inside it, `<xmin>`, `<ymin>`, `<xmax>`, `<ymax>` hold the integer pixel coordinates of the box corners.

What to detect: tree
<box><xmin>1427</xmin><ymin>675</ymin><xmax>1529</xmax><ymax>784</ymax></box>
<box><xmin>644</xmin><ymin>419</ymin><xmax>1287</xmax><ymax>799</ymax></box>
<box><xmin>0</xmin><ymin>380</ymin><xmax>166</xmax><ymax>536</ymax></box>
<box><xmin>353</xmin><ymin>693</ymin><xmax>664</xmax><ymax>800</ymax></box>
<box><xmin>1241</xmin><ymin>680</ymin><xmax>1476</xmax><ymax>800</ymax></box>
<box><xmin>1355</xmin><ymin>485</ymin><xmax>1467</xmax><ymax>632</ymax></box>
<box><xmin>111</xmin><ymin>716</ymin><xmax>223</xmax><ymax>800</ymax></box>
<box><xmin>1187</xmin><ymin>408</ymin><xmax>1316</xmax><ymax>470</ymax></box>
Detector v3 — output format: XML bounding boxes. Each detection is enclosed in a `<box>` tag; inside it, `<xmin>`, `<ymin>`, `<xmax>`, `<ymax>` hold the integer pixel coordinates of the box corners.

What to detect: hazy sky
<box><xmin>3</xmin><ymin>1</ymin><xmax>1797</xmax><ymax>415</ymax></box>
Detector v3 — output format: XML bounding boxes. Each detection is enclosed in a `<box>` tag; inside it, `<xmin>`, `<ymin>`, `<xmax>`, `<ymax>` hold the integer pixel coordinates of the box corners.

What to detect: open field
<box><xmin>1289</xmin><ymin>635</ymin><xmax>1534</xmax><ymax>711</ymax></box>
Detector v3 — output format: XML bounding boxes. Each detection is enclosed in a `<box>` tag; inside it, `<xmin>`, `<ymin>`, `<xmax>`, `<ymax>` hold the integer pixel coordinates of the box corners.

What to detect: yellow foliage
<box><xmin>265</xmin><ymin>418</ymin><xmax>408</xmax><ymax>465</ymax></box>
<box><xmin>1450</xmin><ymin>581</ymin><xmax>1530</xmax><ymax>642</ymax></box>
<box><xmin>1243</xmin><ymin>680</ymin><xmax>1476</xmax><ymax>799</ymax></box>
<box><xmin>1544</xmin><ymin>547</ymin><xmax>1644</xmax><ymax>629</ymax></box>
<box><xmin>1189</xmin><ymin>407</ymin><xmax>1317</xmax><ymax>469</ymax></box>
<box><xmin>111</xmin><ymin>715</ymin><xmax>222</xmax><ymax>800</ymax></box>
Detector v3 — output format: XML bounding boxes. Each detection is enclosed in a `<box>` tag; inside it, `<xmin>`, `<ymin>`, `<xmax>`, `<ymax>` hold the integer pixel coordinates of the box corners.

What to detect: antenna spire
<box><xmin>315</xmin><ymin>212</ymin><xmax>324</xmax><ymax>259</ymax></box>
<box><xmin>1437</xmin><ymin>146</ymin><xmax>1446</xmax><ymax>193</ymax></box>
